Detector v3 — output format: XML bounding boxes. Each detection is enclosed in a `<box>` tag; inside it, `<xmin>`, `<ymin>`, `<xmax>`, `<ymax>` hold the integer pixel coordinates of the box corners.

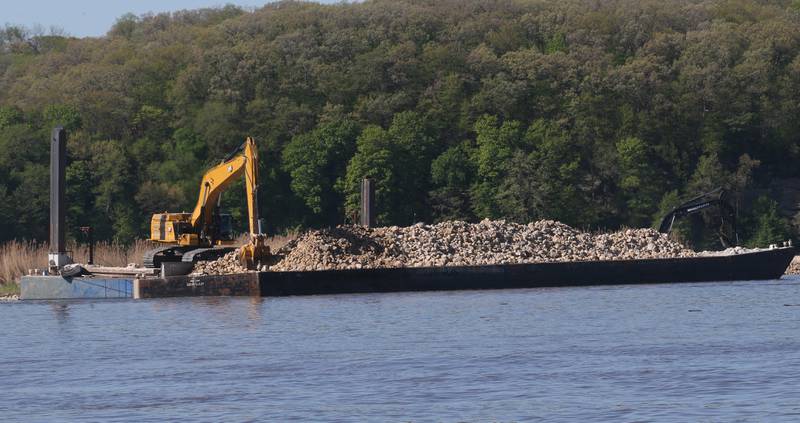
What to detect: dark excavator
<box><xmin>658</xmin><ymin>188</ymin><xmax>739</xmax><ymax>248</ymax></box>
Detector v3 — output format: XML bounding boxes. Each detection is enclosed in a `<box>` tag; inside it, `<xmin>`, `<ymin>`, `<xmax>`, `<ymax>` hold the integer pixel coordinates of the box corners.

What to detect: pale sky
<box><xmin>2</xmin><ymin>0</ymin><xmax>341</xmax><ymax>38</ymax></box>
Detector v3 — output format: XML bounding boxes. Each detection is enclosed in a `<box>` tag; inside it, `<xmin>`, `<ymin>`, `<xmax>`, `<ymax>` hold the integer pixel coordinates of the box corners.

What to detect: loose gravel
<box><xmin>191</xmin><ymin>250</ymin><xmax>251</xmax><ymax>276</ymax></box>
<box><xmin>268</xmin><ymin>219</ymin><xmax>695</xmax><ymax>272</ymax></box>
<box><xmin>786</xmin><ymin>256</ymin><xmax>800</xmax><ymax>275</ymax></box>
<box><xmin>178</xmin><ymin>220</ymin><xmax>800</xmax><ymax>276</ymax></box>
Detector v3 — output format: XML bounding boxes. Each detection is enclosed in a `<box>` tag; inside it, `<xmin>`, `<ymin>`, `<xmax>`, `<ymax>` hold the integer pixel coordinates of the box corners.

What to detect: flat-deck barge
<box><xmin>132</xmin><ymin>246</ymin><xmax>796</xmax><ymax>299</ymax></box>
<box><xmin>21</xmin><ymin>246</ymin><xmax>795</xmax><ymax>300</ymax></box>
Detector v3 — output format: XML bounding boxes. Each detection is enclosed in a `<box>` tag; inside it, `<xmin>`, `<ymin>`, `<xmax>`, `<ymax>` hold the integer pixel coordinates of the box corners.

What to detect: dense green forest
<box><xmin>1</xmin><ymin>0</ymin><xmax>799</xmax><ymax>249</ymax></box>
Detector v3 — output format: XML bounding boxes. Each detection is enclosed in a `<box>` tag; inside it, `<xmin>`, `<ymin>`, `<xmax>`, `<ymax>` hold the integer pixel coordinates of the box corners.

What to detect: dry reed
<box><xmin>0</xmin><ymin>239</ymin><xmax>156</xmax><ymax>285</ymax></box>
<box><xmin>0</xmin><ymin>240</ymin><xmax>47</xmax><ymax>285</ymax></box>
<box><xmin>265</xmin><ymin>230</ymin><xmax>299</xmax><ymax>252</ymax></box>
<box><xmin>0</xmin><ymin>231</ymin><xmax>298</xmax><ymax>286</ymax></box>
<box><xmin>234</xmin><ymin>230</ymin><xmax>298</xmax><ymax>252</ymax></box>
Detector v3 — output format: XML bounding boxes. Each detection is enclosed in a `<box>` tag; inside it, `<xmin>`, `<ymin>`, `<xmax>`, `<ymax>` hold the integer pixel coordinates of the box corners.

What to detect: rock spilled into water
<box><xmin>269</xmin><ymin>219</ymin><xmax>695</xmax><ymax>272</ymax></box>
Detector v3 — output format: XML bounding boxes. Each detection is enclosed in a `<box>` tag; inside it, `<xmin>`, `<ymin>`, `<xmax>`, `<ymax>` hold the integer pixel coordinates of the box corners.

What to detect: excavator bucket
<box><xmin>239</xmin><ymin>234</ymin><xmax>271</xmax><ymax>270</ymax></box>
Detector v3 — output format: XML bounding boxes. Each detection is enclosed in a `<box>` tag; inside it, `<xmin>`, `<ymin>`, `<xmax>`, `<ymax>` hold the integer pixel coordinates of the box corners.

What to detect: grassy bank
<box><xmin>0</xmin><ymin>281</ymin><xmax>19</xmax><ymax>296</ymax></box>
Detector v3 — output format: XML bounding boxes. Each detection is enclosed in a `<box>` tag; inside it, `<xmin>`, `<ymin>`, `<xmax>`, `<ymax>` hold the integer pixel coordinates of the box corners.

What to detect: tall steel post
<box><xmin>360</xmin><ymin>178</ymin><xmax>375</xmax><ymax>227</ymax></box>
<box><xmin>48</xmin><ymin>127</ymin><xmax>71</xmax><ymax>269</ymax></box>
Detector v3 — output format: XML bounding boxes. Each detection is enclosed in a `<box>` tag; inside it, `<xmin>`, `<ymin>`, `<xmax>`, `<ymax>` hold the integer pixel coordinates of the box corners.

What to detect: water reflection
<box><xmin>145</xmin><ymin>296</ymin><xmax>267</xmax><ymax>327</ymax></box>
<box><xmin>247</xmin><ymin>297</ymin><xmax>264</xmax><ymax>323</ymax></box>
<box><xmin>50</xmin><ymin>302</ymin><xmax>70</xmax><ymax>323</ymax></box>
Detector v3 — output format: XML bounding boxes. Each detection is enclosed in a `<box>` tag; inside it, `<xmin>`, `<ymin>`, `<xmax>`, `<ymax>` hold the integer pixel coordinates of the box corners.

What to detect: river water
<box><xmin>2</xmin><ymin>277</ymin><xmax>800</xmax><ymax>422</ymax></box>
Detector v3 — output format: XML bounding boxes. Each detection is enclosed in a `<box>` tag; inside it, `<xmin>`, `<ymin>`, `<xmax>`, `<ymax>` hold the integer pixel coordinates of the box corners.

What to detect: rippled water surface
<box><xmin>2</xmin><ymin>277</ymin><xmax>800</xmax><ymax>422</ymax></box>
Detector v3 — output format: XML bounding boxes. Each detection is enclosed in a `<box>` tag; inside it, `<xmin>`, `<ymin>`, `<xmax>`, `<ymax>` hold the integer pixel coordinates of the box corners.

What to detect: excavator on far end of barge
<box><xmin>658</xmin><ymin>188</ymin><xmax>739</xmax><ymax>248</ymax></box>
<box><xmin>143</xmin><ymin>137</ymin><xmax>270</xmax><ymax>270</ymax></box>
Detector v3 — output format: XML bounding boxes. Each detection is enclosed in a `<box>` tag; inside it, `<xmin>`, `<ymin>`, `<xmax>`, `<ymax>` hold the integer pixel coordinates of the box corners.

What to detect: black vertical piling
<box><xmin>80</xmin><ymin>226</ymin><xmax>94</xmax><ymax>265</ymax></box>
<box><xmin>49</xmin><ymin>127</ymin><xmax>67</xmax><ymax>263</ymax></box>
<box><xmin>360</xmin><ymin>178</ymin><xmax>375</xmax><ymax>227</ymax></box>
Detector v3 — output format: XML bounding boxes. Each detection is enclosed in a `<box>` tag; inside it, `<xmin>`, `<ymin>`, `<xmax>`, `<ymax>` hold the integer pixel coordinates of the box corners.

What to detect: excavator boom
<box><xmin>244</xmin><ymin>137</ymin><xmax>260</xmax><ymax>235</ymax></box>
<box><xmin>190</xmin><ymin>137</ymin><xmax>259</xmax><ymax>234</ymax></box>
<box><xmin>658</xmin><ymin>187</ymin><xmax>739</xmax><ymax>248</ymax></box>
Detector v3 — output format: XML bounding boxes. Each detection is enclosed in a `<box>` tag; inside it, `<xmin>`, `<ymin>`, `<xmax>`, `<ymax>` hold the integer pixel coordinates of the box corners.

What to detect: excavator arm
<box><xmin>243</xmin><ymin>137</ymin><xmax>260</xmax><ymax>236</ymax></box>
<box><xmin>658</xmin><ymin>188</ymin><xmax>739</xmax><ymax>248</ymax></box>
<box><xmin>239</xmin><ymin>138</ymin><xmax>269</xmax><ymax>269</ymax></box>
<box><xmin>185</xmin><ymin>137</ymin><xmax>269</xmax><ymax>268</ymax></box>
<box><xmin>190</xmin><ymin>137</ymin><xmax>260</xmax><ymax>235</ymax></box>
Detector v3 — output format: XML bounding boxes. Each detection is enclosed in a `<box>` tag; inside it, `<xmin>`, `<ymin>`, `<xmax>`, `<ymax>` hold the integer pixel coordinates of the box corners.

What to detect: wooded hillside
<box><xmin>1</xmin><ymin>0</ymin><xmax>799</xmax><ymax>249</ymax></box>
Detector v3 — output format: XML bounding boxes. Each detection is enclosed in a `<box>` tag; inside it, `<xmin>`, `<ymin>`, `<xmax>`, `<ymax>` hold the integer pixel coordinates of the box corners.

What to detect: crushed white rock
<box><xmin>697</xmin><ymin>246</ymin><xmax>766</xmax><ymax>257</ymax></box>
<box><xmin>191</xmin><ymin>249</ymin><xmax>251</xmax><ymax>276</ymax></box>
<box><xmin>195</xmin><ymin>219</ymin><xmax>794</xmax><ymax>275</ymax></box>
<box><xmin>786</xmin><ymin>256</ymin><xmax>800</xmax><ymax>275</ymax></box>
<box><xmin>269</xmin><ymin>219</ymin><xmax>696</xmax><ymax>272</ymax></box>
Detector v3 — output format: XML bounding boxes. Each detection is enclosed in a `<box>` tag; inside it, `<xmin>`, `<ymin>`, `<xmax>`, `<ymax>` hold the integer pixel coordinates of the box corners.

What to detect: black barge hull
<box><xmin>133</xmin><ymin>247</ymin><xmax>796</xmax><ymax>298</ymax></box>
<box><xmin>257</xmin><ymin>247</ymin><xmax>796</xmax><ymax>297</ymax></box>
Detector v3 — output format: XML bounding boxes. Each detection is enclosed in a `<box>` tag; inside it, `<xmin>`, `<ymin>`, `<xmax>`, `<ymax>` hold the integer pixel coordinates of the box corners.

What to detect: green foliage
<box><xmin>688</xmin><ymin>154</ymin><xmax>729</xmax><ymax>194</ymax></box>
<box><xmin>342</xmin><ymin>125</ymin><xmax>395</xmax><ymax>224</ymax></box>
<box><xmin>497</xmin><ymin>120</ymin><xmax>586</xmax><ymax>225</ymax></box>
<box><xmin>430</xmin><ymin>141</ymin><xmax>477</xmax><ymax>221</ymax></box>
<box><xmin>110</xmin><ymin>13</ymin><xmax>139</xmax><ymax>39</ymax></box>
<box><xmin>343</xmin><ymin>112</ymin><xmax>435</xmax><ymax>225</ymax></box>
<box><xmin>193</xmin><ymin>101</ymin><xmax>243</xmax><ymax>159</ymax></box>
<box><xmin>545</xmin><ymin>33</ymin><xmax>567</xmax><ymax>54</ymax></box>
<box><xmin>616</xmin><ymin>137</ymin><xmax>660</xmax><ymax>226</ymax></box>
<box><xmin>0</xmin><ymin>106</ymin><xmax>23</xmax><ymax>129</ymax></box>
<box><xmin>747</xmin><ymin>196</ymin><xmax>791</xmax><ymax>247</ymax></box>
<box><xmin>0</xmin><ymin>0</ymin><xmax>797</xmax><ymax>249</ymax></box>
<box><xmin>470</xmin><ymin>115</ymin><xmax>524</xmax><ymax>218</ymax></box>
<box><xmin>0</xmin><ymin>184</ymin><xmax>14</xmax><ymax>237</ymax></box>
<box><xmin>653</xmin><ymin>190</ymin><xmax>693</xmax><ymax>247</ymax></box>
<box><xmin>283</xmin><ymin>117</ymin><xmax>359</xmax><ymax>224</ymax></box>
<box><xmin>43</xmin><ymin>104</ymin><xmax>81</xmax><ymax>131</ymax></box>
<box><xmin>10</xmin><ymin>164</ymin><xmax>49</xmax><ymax>241</ymax></box>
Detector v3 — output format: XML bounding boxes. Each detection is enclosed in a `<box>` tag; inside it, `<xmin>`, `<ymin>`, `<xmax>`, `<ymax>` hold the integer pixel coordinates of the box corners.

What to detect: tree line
<box><xmin>1</xmin><ymin>0</ymin><xmax>799</xmax><ymax>250</ymax></box>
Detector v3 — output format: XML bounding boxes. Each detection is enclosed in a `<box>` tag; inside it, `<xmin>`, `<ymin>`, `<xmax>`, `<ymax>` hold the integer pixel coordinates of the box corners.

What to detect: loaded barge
<box><xmin>22</xmin><ymin>246</ymin><xmax>795</xmax><ymax>300</ymax></box>
<box><xmin>20</xmin><ymin>127</ymin><xmax>796</xmax><ymax>300</ymax></box>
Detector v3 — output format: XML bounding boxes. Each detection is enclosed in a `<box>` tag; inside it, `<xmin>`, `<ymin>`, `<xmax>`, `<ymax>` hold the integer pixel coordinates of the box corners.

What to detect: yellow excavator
<box><xmin>143</xmin><ymin>137</ymin><xmax>270</xmax><ymax>269</ymax></box>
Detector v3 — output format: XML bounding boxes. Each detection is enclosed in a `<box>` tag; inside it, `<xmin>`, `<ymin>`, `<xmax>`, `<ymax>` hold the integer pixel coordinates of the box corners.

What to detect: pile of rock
<box><xmin>269</xmin><ymin>219</ymin><xmax>696</xmax><ymax>272</ymax></box>
<box><xmin>787</xmin><ymin>256</ymin><xmax>800</xmax><ymax>275</ymax></box>
<box><xmin>698</xmin><ymin>246</ymin><xmax>764</xmax><ymax>257</ymax></box>
<box><xmin>190</xmin><ymin>250</ymin><xmax>250</xmax><ymax>276</ymax></box>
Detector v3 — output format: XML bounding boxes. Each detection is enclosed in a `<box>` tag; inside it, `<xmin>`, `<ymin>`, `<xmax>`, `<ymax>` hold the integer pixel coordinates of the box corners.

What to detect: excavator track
<box><xmin>143</xmin><ymin>246</ymin><xmax>194</xmax><ymax>268</ymax></box>
<box><xmin>181</xmin><ymin>247</ymin><xmax>237</xmax><ymax>264</ymax></box>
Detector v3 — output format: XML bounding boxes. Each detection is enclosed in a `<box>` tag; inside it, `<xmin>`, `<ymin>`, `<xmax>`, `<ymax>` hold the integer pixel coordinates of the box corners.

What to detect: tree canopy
<box><xmin>1</xmin><ymin>0</ymin><xmax>799</xmax><ymax>249</ymax></box>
